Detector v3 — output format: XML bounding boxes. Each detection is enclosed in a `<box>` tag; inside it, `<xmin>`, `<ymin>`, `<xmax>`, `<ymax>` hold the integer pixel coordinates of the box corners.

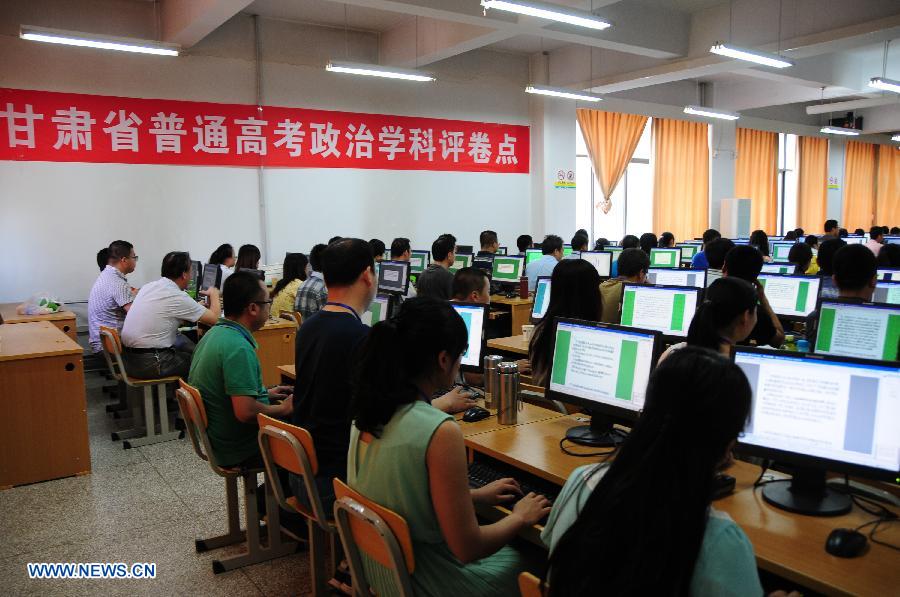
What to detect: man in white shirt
<box><xmin>88</xmin><ymin>240</ymin><xmax>137</xmax><ymax>354</ymax></box>
<box><xmin>525</xmin><ymin>234</ymin><xmax>564</xmax><ymax>291</ymax></box>
<box><xmin>121</xmin><ymin>251</ymin><xmax>220</xmax><ymax>379</ymax></box>
<box><xmin>865</xmin><ymin>226</ymin><xmax>884</xmax><ymax>257</ymax></box>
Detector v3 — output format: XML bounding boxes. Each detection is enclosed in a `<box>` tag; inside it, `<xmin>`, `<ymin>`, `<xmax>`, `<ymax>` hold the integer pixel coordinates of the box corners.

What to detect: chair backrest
<box><xmin>518</xmin><ymin>572</ymin><xmax>545</xmax><ymax>597</ymax></box>
<box><xmin>176</xmin><ymin>380</ymin><xmax>230</xmax><ymax>477</ymax></box>
<box><xmin>278</xmin><ymin>310</ymin><xmax>296</xmax><ymax>324</ymax></box>
<box><xmin>98</xmin><ymin>325</ymin><xmax>127</xmax><ymax>383</ymax></box>
<box><xmin>294</xmin><ymin>310</ymin><xmax>303</xmax><ymax>326</ymax></box>
<box><xmin>257</xmin><ymin>414</ymin><xmax>330</xmax><ymax>528</ymax></box>
<box><xmin>333</xmin><ymin>478</ymin><xmax>415</xmax><ymax>596</ymax></box>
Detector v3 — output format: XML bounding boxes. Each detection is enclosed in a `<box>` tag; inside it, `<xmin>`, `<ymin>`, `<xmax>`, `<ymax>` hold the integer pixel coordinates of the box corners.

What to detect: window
<box><xmin>777</xmin><ymin>133</ymin><xmax>798</xmax><ymax>234</ymax></box>
<box><xmin>576</xmin><ymin>119</ymin><xmax>653</xmax><ymax>244</ymax></box>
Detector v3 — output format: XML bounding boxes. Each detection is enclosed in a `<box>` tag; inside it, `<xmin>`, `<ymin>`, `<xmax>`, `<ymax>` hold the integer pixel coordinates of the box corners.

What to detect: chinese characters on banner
<box><xmin>0</xmin><ymin>88</ymin><xmax>530</xmax><ymax>173</ymax></box>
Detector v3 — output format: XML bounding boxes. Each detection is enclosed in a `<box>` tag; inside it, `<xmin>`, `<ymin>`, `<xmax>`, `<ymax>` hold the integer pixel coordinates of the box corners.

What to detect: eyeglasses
<box><xmin>253</xmin><ymin>300</ymin><xmax>273</xmax><ymax>306</ymax></box>
<box><xmin>128</xmin><ymin>255</ymin><xmax>139</xmax><ymax>261</ymax></box>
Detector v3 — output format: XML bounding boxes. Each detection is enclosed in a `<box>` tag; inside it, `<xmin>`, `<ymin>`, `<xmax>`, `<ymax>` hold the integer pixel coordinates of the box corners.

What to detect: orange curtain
<box><xmin>796</xmin><ymin>136</ymin><xmax>828</xmax><ymax>233</ymax></box>
<box><xmin>843</xmin><ymin>141</ymin><xmax>877</xmax><ymax>230</ymax></box>
<box><xmin>576</xmin><ymin>109</ymin><xmax>649</xmax><ymax>200</ymax></box>
<box><xmin>876</xmin><ymin>144</ymin><xmax>900</xmax><ymax>226</ymax></box>
<box><xmin>652</xmin><ymin>118</ymin><xmax>709</xmax><ymax>241</ymax></box>
<box><xmin>735</xmin><ymin>128</ymin><xmax>778</xmax><ymax>234</ymax></box>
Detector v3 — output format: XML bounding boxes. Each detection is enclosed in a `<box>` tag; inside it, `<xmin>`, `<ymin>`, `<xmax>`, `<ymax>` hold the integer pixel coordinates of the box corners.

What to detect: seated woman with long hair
<box><xmin>542</xmin><ymin>347</ymin><xmax>763</xmax><ymax>596</ymax></box>
<box><xmin>348</xmin><ymin>297</ymin><xmax>551</xmax><ymax>596</ymax></box>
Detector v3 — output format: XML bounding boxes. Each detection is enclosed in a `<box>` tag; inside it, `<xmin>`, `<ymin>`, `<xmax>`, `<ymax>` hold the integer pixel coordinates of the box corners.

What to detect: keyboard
<box><xmin>468</xmin><ymin>460</ymin><xmax>561</xmax><ymax>522</ymax></box>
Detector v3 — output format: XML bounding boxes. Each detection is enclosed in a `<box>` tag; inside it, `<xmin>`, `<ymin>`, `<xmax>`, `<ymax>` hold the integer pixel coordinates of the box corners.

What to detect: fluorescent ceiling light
<box><xmin>481</xmin><ymin>0</ymin><xmax>611</xmax><ymax>30</ymax></box>
<box><xmin>683</xmin><ymin>105</ymin><xmax>740</xmax><ymax>121</ymax></box>
<box><xmin>868</xmin><ymin>77</ymin><xmax>900</xmax><ymax>94</ymax></box>
<box><xmin>892</xmin><ymin>134</ymin><xmax>900</xmax><ymax>142</ymax></box>
<box><xmin>20</xmin><ymin>25</ymin><xmax>178</xmax><ymax>56</ymax></box>
<box><xmin>710</xmin><ymin>43</ymin><xmax>793</xmax><ymax>69</ymax></box>
<box><xmin>525</xmin><ymin>84</ymin><xmax>602</xmax><ymax>102</ymax></box>
<box><xmin>820</xmin><ymin>126</ymin><xmax>860</xmax><ymax>136</ymax></box>
<box><xmin>326</xmin><ymin>61</ymin><xmax>434</xmax><ymax>82</ymax></box>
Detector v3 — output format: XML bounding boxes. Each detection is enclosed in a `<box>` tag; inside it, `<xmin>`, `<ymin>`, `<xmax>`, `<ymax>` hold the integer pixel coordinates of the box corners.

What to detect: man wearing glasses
<box><xmin>88</xmin><ymin>240</ymin><xmax>138</xmax><ymax>354</ymax></box>
<box><xmin>121</xmin><ymin>251</ymin><xmax>220</xmax><ymax>379</ymax></box>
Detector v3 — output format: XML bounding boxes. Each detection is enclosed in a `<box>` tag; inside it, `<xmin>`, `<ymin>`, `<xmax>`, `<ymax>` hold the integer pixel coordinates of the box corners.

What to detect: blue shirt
<box><xmin>691</xmin><ymin>251</ymin><xmax>709</xmax><ymax>269</ymax></box>
<box><xmin>525</xmin><ymin>255</ymin><xmax>560</xmax><ymax>291</ymax></box>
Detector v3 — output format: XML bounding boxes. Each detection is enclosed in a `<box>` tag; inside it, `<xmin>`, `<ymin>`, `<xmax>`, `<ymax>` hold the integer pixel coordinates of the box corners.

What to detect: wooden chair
<box><xmin>98</xmin><ymin>326</ymin><xmax>182</xmax><ymax>448</ymax></box>
<box><xmin>257</xmin><ymin>414</ymin><xmax>337</xmax><ymax>596</ymax></box>
<box><xmin>518</xmin><ymin>571</ymin><xmax>546</xmax><ymax>597</ymax></box>
<box><xmin>333</xmin><ymin>478</ymin><xmax>415</xmax><ymax>597</ymax></box>
<box><xmin>176</xmin><ymin>380</ymin><xmax>298</xmax><ymax>573</ymax></box>
<box><xmin>278</xmin><ymin>310</ymin><xmax>303</xmax><ymax>326</ymax></box>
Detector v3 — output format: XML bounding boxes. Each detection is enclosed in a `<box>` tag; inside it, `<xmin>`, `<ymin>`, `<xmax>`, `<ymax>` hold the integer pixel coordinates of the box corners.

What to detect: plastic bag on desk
<box><xmin>17</xmin><ymin>293</ymin><xmax>65</xmax><ymax>316</ymax></box>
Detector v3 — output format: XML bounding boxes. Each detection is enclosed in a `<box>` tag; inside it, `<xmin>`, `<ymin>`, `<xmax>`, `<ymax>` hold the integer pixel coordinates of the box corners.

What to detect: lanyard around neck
<box><xmin>324</xmin><ymin>301</ymin><xmax>362</xmax><ymax>323</ymax></box>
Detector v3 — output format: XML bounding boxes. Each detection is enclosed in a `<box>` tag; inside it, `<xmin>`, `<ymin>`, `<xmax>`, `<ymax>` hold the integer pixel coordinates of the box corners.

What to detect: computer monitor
<box><xmin>843</xmin><ymin>236</ymin><xmax>866</xmax><ymax>245</ymax></box>
<box><xmin>531</xmin><ymin>277</ymin><xmax>551</xmax><ymax>321</ymax></box>
<box><xmin>874</xmin><ymin>281</ymin><xmax>900</xmax><ymax>305</ymax></box>
<box><xmin>883</xmin><ymin>236</ymin><xmax>900</xmax><ymax>245</ymax></box>
<box><xmin>734</xmin><ymin>348</ymin><xmax>900</xmax><ymax>515</ymax></box>
<box><xmin>200</xmin><ymin>263</ymin><xmax>222</xmax><ymax>291</ymax></box>
<box><xmin>261</xmin><ymin>263</ymin><xmax>283</xmax><ymax>285</ymax></box>
<box><xmin>877</xmin><ymin>268</ymin><xmax>900</xmax><ymax>282</ymax></box>
<box><xmin>757</xmin><ymin>274</ymin><xmax>820</xmax><ymax>319</ymax></box>
<box><xmin>819</xmin><ymin>276</ymin><xmax>839</xmax><ymax>300</ymax></box>
<box><xmin>491</xmin><ymin>255</ymin><xmax>525</xmax><ymax>283</ymax></box>
<box><xmin>562</xmin><ymin>244</ymin><xmax>574</xmax><ymax>257</ymax></box>
<box><xmin>377</xmin><ymin>260</ymin><xmax>410</xmax><ymax>295</ymax></box>
<box><xmin>409</xmin><ymin>250</ymin><xmax>430</xmax><ymax>274</ymax></box>
<box><xmin>496</xmin><ymin>246</ymin><xmax>507</xmax><ymax>256</ymax></box>
<box><xmin>607</xmin><ymin>247</ymin><xmax>623</xmax><ymax>265</ymax></box>
<box><xmin>524</xmin><ymin>248</ymin><xmax>543</xmax><ymax>266</ymax></box>
<box><xmin>450</xmin><ymin>302</ymin><xmax>487</xmax><ymax>372</ymax></box>
<box><xmin>620</xmin><ymin>284</ymin><xmax>701</xmax><ymax>339</ymax></box>
<box><xmin>580</xmin><ymin>251</ymin><xmax>612</xmax><ymax>278</ymax></box>
<box><xmin>186</xmin><ymin>260</ymin><xmax>203</xmax><ymax>299</ymax></box>
<box><xmin>675</xmin><ymin>243</ymin><xmax>700</xmax><ymax>264</ymax></box>
<box><xmin>770</xmin><ymin>241</ymin><xmax>795</xmax><ymax>264</ymax></box>
<box><xmin>814</xmin><ymin>300</ymin><xmax>900</xmax><ymax>361</ymax></box>
<box><xmin>547</xmin><ymin>318</ymin><xmax>662</xmax><ymax>446</ymax></box>
<box><xmin>649</xmin><ymin>248</ymin><xmax>680</xmax><ymax>269</ymax></box>
<box><xmin>760</xmin><ymin>263</ymin><xmax>792</xmax><ymax>275</ymax></box>
<box><xmin>646</xmin><ymin>268</ymin><xmax>707</xmax><ymax>289</ymax></box>
<box><xmin>449</xmin><ymin>253</ymin><xmax>473</xmax><ymax>274</ymax></box>
<box><xmin>361</xmin><ymin>294</ymin><xmax>394</xmax><ymax>327</ymax></box>
<box><xmin>456</xmin><ymin>245</ymin><xmax>474</xmax><ymax>255</ymax></box>
<box><xmin>731</xmin><ymin>238</ymin><xmax>750</xmax><ymax>245</ymax></box>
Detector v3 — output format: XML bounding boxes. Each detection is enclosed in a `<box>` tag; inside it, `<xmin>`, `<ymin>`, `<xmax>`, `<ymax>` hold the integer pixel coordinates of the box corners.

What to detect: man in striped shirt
<box><xmin>88</xmin><ymin>240</ymin><xmax>137</xmax><ymax>354</ymax></box>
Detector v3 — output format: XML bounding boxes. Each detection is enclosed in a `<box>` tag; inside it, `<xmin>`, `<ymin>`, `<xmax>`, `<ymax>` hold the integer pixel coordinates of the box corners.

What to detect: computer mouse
<box><xmin>462</xmin><ymin>406</ymin><xmax>491</xmax><ymax>423</ymax></box>
<box><xmin>825</xmin><ymin>528</ymin><xmax>868</xmax><ymax>558</ymax></box>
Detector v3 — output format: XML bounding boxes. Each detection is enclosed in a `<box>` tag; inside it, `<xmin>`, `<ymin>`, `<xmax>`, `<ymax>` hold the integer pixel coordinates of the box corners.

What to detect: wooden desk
<box><xmin>490</xmin><ymin>295</ymin><xmax>533</xmax><ymax>336</ymax></box>
<box><xmin>0</xmin><ymin>302</ymin><xmax>77</xmax><ymax>341</ymax></box>
<box><xmin>465</xmin><ymin>416</ymin><xmax>900</xmax><ymax>596</ymax></box>
<box><xmin>0</xmin><ymin>322</ymin><xmax>91</xmax><ymax>488</ymax></box>
<box><xmin>454</xmin><ymin>401</ymin><xmax>563</xmax><ymax>438</ymax></box>
<box><xmin>254</xmin><ymin>319</ymin><xmax>297</xmax><ymax>387</ymax></box>
<box><xmin>486</xmin><ymin>334</ymin><xmax>529</xmax><ymax>356</ymax></box>
<box><xmin>278</xmin><ymin>364</ymin><xmax>295</xmax><ymax>384</ymax></box>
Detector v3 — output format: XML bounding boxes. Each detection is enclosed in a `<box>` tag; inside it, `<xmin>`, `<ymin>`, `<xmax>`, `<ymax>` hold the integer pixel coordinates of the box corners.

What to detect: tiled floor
<box><xmin>0</xmin><ymin>373</ymin><xmax>314</xmax><ymax>596</ymax></box>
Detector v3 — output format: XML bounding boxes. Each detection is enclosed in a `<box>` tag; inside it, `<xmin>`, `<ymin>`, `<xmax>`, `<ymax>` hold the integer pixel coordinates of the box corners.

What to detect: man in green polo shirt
<box><xmin>189</xmin><ymin>271</ymin><xmax>294</xmax><ymax>468</ymax></box>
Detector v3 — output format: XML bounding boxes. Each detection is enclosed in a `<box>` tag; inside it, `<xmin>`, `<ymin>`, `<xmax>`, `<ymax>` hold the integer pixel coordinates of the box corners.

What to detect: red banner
<box><xmin>0</xmin><ymin>87</ymin><xmax>529</xmax><ymax>173</ymax></box>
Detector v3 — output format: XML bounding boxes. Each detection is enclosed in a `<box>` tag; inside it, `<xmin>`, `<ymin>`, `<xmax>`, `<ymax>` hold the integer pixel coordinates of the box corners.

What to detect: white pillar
<box><xmin>709</xmin><ymin>119</ymin><xmax>737</xmax><ymax>233</ymax></box>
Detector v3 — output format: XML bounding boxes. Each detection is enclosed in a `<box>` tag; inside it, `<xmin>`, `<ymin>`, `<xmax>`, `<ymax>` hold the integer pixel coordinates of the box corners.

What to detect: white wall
<box><xmin>0</xmin><ymin>3</ymin><xmax>534</xmax><ymax>303</ymax></box>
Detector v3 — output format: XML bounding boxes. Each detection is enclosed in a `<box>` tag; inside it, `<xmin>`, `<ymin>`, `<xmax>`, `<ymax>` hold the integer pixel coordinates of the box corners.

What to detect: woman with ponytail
<box><xmin>661</xmin><ymin>277</ymin><xmax>759</xmax><ymax>360</ymax></box>
<box><xmin>543</xmin><ymin>347</ymin><xmax>764</xmax><ymax>596</ymax></box>
<box><xmin>348</xmin><ymin>297</ymin><xmax>551</xmax><ymax>596</ymax></box>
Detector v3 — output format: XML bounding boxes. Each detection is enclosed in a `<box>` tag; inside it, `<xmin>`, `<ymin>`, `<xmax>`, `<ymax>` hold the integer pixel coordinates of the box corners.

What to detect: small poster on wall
<box><xmin>828</xmin><ymin>176</ymin><xmax>840</xmax><ymax>190</ymax></box>
<box><xmin>554</xmin><ymin>168</ymin><xmax>575</xmax><ymax>189</ymax></box>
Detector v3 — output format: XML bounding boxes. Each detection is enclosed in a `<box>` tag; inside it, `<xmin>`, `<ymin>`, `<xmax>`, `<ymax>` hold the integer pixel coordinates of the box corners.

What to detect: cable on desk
<box><xmin>752</xmin><ymin>459</ymin><xmax>775</xmax><ymax>488</ymax></box>
<box><xmin>558</xmin><ymin>437</ymin><xmax>618</xmax><ymax>458</ymax></box>
<box><xmin>836</xmin><ymin>475</ymin><xmax>900</xmax><ymax>552</ymax></box>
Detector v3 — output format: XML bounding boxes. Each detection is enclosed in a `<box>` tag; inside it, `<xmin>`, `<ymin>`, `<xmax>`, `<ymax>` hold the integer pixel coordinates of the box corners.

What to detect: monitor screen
<box><xmin>449</xmin><ymin>253</ymin><xmax>473</xmax><ymax>274</ymax></box>
<box><xmin>815</xmin><ymin>301</ymin><xmax>900</xmax><ymax>361</ymax></box>
<box><xmin>492</xmin><ymin>255</ymin><xmax>525</xmax><ymax>282</ymax></box>
<box><xmin>819</xmin><ymin>276</ymin><xmax>839</xmax><ymax>300</ymax></box>
<box><xmin>456</xmin><ymin>245</ymin><xmax>474</xmax><ymax>254</ymax></box>
<box><xmin>186</xmin><ymin>260</ymin><xmax>202</xmax><ymax>299</ymax></box>
<box><xmin>874</xmin><ymin>281</ymin><xmax>900</xmax><ymax>306</ymax></box>
<box><xmin>562</xmin><ymin>244</ymin><xmax>574</xmax><ymax>257</ymax></box>
<box><xmin>843</xmin><ymin>236</ymin><xmax>866</xmax><ymax>245</ymax></box>
<box><xmin>200</xmin><ymin>263</ymin><xmax>220</xmax><ymax>291</ymax></box>
<box><xmin>496</xmin><ymin>246</ymin><xmax>507</xmax><ymax>256</ymax></box>
<box><xmin>531</xmin><ymin>277</ymin><xmax>551</xmax><ymax>320</ymax></box>
<box><xmin>883</xmin><ymin>236</ymin><xmax>900</xmax><ymax>245</ymax></box>
<box><xmin>361</xmin><ymin>295</ymin><xmax>392</xmax><ymax>327</ymax></box>
<box><xmin>608</xmin><ymin>247</ymin><xmax>623</xmax><ymax>264</ymax></box>
<box><xmin>646</xmin><ymin>268</ymin><xmax>707</xmax><ymax>289</ymax></box>
<box><xmin>734</xmin><ymin>349</ymin><xmax>900</xmax><ymax>479</ymax></box>
<box><xmin>525</xmin><ymin>248</ymin><xmax>543</xmax><ymax>266</ymax></box>
<box><xmin>770</xmin><ymin>242</ymin><xmax>795</xmax><ymax>263</ymax></box>
<box><xmin>649</xmin><ymin>248</ymin><xmax>680</xmax><ymax>269</ymax></box>
<box><xmin>473</xmin><ymin>255</ymin><xmax>494</xmax><ymax>275</ymax></box>
<box><xmin>676</xmin><ymin>244</ymin><xmax>700</xmax><ymax>263</ymax></box>
<box><xmin>761</xmin><ymin>264</ymin><xmax>792</xmax><ymax>275</ymax></box>
<box><xmin>731</xmin><ymin>239</ymin><xmax>750</xmax><ymax>245</ymax></box>
<box><xmin>451</xmin><ymin>302</ymin><xmax>487</xmax><ymax>370</ymax></box>
<box><xmin>377</xmin><ymin>260</ymin><xmax>410</xmax><ymax>294</ymax></box>
<box><xmin>757</xmin><ymin>274</ymin><xmax>820</xmax><ymax>318</ymax></box>
<box><xmin>409</xmin><ymin>250</ymin><xmax>430</xmax><ymax>274</ymax></box>
<box><xmin>580</xmin><ymin>251</ymin><xmax>612</xmax><ymax>278</ymax></box>
<box><xmin>877</xmin><ymin>268</ymin><xmax>900</xmax><ymax>282</ymax></box>
<box><xmin>548</xmin><ymin>319</ymin><xmax>660</xmax><ymax>414</ymax></box>
<box><xmin>620</xmin><ymin>284</ymin><xmax>700</xmax><ymax>337</ymax></box>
